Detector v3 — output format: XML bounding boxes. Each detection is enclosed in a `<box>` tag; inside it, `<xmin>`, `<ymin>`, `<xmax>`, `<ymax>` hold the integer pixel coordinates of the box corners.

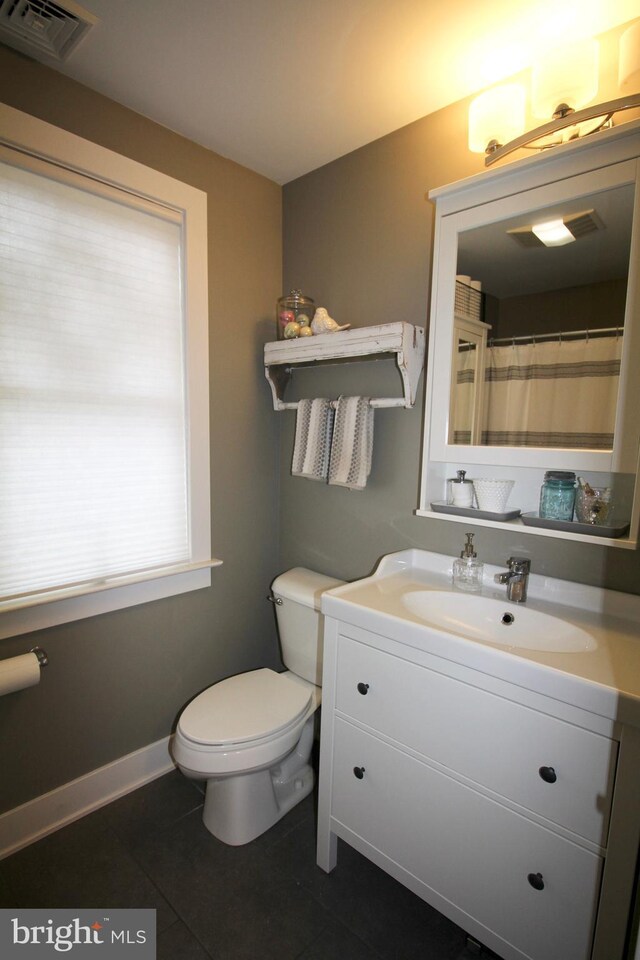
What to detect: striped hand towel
<box><xmin>291</xmin><ymin>398</ymin><xmax>335</xmax><ymax>481</ymax></box>
<box><xmin>328</xmin><ymin>397</ymin><xmax>374</xmax><ymax>490</ymax></box>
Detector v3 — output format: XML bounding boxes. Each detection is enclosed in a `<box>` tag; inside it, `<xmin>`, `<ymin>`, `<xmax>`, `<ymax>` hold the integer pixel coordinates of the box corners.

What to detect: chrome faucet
<box><xmin>494</xmin><ymin>557</ymin><xmax>531</xmax><ymax>603</ymax></box>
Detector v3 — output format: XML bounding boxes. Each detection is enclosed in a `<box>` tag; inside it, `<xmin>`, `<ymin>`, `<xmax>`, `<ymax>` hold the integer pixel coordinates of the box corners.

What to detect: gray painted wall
<box><xmin>281</xmin><ymin>100</ymin><xmax>640</xmax><ymax>595</ymax></box>
<box><xmin>0</xmin><ymin>47</ymin><xmax>284</xmax><ymax>814</ymax></box>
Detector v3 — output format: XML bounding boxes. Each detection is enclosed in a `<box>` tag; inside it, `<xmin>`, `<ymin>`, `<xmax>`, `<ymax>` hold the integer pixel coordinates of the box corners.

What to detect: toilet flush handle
<box><xmin>267</xmin><ymin>595</ymin><xmax>283</xmax><ymax>605</ymax></box>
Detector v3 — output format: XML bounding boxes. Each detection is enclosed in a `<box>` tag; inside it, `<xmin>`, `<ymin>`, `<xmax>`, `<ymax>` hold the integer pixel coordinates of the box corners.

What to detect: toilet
<box><xmin>173</xmin><ymin>567</ymin><xmax>343</xmax><ymax>845</ymax></box>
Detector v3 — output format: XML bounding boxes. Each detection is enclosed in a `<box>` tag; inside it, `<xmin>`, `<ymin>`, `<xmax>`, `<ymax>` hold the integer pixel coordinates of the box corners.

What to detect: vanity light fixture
<box><xmin>468</xmin><ymin>85</ymin><xmax>526</xmax><ymax>156</ymax></box>
<box><xmin>619</xmin><ymin>20</ymin><xmax>640</xmax><ymax>89</ymax></box>
<box><xmin>531</xmin><ymin>39</ymin><xmax>599</xmax><ymax>122</ymax></box>
<box><xmin>469</xmin><ymin>24</ymin><xmax>640</xmax><ymax>167</ymax></box>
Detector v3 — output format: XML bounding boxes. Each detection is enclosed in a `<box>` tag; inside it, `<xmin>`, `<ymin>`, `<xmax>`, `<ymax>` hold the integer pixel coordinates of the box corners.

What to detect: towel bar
<box><xmin>278</xmin><ymin>397</ymin><xmax>407</xmax><ymax>410</ymax></box>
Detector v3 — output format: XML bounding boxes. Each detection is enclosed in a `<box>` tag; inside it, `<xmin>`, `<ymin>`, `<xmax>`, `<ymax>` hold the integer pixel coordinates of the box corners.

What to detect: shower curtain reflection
<box><xmin>451</xmin><ymin>343</ymin><xmax>477</xmax><ymax>445</ymax></box>
<box><xmin>482</xmin><ymin>333</ymin><xmax>622</xmax><ymax>449</ymax></box>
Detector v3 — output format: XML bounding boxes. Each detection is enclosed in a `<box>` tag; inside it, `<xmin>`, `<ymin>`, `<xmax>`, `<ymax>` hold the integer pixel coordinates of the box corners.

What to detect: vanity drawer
<box><xmin>332</xmin><ymin>718</ymin><xmax>602</xmax><ymax>960</ymax></box>
<box><xmin>335</xmin><ymin>635</ymin><xmax>618</xmax><ymax>845</ymax></box>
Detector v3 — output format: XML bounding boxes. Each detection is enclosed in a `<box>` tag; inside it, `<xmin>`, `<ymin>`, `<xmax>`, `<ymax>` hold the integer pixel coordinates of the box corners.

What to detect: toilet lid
<box><xmin>178</xmin><ymin>668</ymin><xmax>312</xmax><ymax>746</ymax></box>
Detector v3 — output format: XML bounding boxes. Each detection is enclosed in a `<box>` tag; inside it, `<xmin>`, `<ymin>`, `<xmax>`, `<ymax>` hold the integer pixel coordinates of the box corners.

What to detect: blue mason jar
<box><xmin>539</xmin><ymin>471</ymin><xmax>576</xmax><ymax>521</ymax></box>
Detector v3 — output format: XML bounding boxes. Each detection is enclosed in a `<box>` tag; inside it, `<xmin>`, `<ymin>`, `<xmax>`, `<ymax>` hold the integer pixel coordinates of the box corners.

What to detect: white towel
<box><xmin>291</xmin><ymin>398</ymin><xmax>335</xmax><ymax>481</ymax></box>
<box><xmin>328</xmin><ymin>397</ymin><xmax>374</xmax><ymax>490</ymax></box>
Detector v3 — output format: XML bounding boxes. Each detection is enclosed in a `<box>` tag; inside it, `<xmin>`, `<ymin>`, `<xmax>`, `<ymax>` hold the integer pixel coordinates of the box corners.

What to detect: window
<box><xmin>0</xmin><ymin>105</ymin><xmax>217</xmax><ymax>639</ymax></box>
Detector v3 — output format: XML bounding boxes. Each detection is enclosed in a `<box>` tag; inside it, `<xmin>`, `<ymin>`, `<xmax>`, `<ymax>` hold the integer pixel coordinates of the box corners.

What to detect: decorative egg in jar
<box><xmin>276</xmin><ymin>289</ymin><xmax>315</xmax><ymax>340</ymax></box>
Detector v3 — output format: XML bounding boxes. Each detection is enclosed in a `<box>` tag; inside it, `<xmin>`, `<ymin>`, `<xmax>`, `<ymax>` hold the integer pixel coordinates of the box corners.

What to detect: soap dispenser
<box><xmin>452</xmin><ymin>532</ymin><xmax>484</xmax><ymax>592</ymax></box>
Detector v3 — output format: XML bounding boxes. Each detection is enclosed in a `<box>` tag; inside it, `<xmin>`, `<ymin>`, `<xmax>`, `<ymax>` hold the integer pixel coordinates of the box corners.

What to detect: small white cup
<box><xmin>473</xmin><ymin>479</ymin><xmax>514</xmax><ymax>513</ymax></box>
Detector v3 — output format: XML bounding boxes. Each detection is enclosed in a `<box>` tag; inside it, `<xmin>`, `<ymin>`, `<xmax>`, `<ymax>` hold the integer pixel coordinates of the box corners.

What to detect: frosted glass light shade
<box><xmin>468</xmin><ymin>85</ymin><xmax>526</xmax><ymax>154</ymax></box>
<box><xmin>619</xmin><ymin>22</ymin><xmax>640</xmax><ymax>88</ymax></box>
<box><xmin>532</xmin><ymin>40</ymin><xmax>599</xmax><ymax>119</ymax></box>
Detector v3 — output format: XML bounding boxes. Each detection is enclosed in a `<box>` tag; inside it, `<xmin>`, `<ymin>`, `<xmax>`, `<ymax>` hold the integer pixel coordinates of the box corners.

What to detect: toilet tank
<box><xmin>271</xmin><ymin>567</ymin><xmax>344</xmax><ymax>686</ymax></box>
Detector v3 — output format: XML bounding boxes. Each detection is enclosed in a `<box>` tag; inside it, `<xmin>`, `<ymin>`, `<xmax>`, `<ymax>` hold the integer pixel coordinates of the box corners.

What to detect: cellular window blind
<box><xmin>0</xmin><ymin>155</ymin><xmax>191</xmax><ymax>602</ymax></box>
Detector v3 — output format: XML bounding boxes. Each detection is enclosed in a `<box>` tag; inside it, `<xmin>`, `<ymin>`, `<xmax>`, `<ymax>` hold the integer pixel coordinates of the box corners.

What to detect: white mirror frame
<box><xmin>418</xmin><ymin>120</ymin><xmax>640</xmax><ymax>547</ymax></box>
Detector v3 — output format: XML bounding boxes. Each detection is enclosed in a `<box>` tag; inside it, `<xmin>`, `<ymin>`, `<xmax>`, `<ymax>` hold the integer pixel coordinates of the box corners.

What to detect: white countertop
<box><xmin>321</xmin><ymin>549</ymin><xmax>640</xmax><ymax>728</ymax></box>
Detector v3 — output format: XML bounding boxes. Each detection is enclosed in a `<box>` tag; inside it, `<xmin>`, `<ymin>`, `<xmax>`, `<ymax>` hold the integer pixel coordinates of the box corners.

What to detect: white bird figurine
<box><xmin>310</xmin><ymin>307</ymin><xmax>350</xmax><ymax>335</ymax></box>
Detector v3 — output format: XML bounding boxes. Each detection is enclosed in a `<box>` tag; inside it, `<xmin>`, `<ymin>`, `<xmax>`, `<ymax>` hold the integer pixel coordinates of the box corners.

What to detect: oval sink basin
<box><xmin>402</xmin><ymin>590</ymin><xmax>597</xmax><ymax>652</ymax></box>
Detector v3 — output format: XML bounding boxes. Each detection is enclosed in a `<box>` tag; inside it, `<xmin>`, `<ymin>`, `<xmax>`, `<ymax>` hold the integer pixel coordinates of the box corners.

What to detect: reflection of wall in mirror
<box><xmin>485</xmin><ymin>278</ymin><xmax>627</xmax><ymax>341</ymax></box>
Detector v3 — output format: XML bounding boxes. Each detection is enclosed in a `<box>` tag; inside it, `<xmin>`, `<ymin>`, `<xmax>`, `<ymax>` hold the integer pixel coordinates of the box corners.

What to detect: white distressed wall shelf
<box><xmin>264</xmin><ymin>322</ymin><xmax>425</xmax><ymax>411</ymax></box>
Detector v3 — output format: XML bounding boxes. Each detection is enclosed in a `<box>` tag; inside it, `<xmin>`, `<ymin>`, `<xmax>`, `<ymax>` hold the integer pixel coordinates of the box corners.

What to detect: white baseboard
<box><xmin>0</xmin><ymin>736</ymin><xmax>176</xmax><ymax>860</ymax></box>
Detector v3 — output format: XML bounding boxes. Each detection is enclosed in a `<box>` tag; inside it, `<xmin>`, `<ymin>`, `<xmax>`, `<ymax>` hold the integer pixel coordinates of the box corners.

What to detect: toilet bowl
<box><xmin>173</xmin><ymin>567</ymin><xmax>343</xmax><ymax>845</ymax></box>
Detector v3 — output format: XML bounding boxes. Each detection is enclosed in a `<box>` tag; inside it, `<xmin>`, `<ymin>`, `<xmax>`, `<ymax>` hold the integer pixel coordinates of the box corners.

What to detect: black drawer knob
<box><xmin>353</xmin><ymin>766</ymin><xmax>366</xmax><ymax>780</ymax></box>
<box><xmin>539</xmin><ymin>766</ymin><xmax>557</xmax><ymax>784</ymax></box>
<box><xmin>357</xmin><ymin>682</ymin><xmax>370</xmax><ymax>695</ymax></box>
<box><xmin>527</xmin><ymin>872</ymin><xmax>545</xmax><ymax>891</ymax></box>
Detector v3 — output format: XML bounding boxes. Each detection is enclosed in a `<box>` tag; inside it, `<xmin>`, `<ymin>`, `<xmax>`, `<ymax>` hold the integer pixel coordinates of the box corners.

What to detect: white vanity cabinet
<box><xmin>317</xmin><ymin>554</ymin><xmax>640</xmax><ymax>960</ymax></box>
<box><xmin>333</xmin><ymin>634</ymin><xmax>617</xmax><ymax>848</ymax></box>
<box><xmin>331</xmin><ymin>718</ymin><xmax>600</xmax><ymax>960</ymax></box>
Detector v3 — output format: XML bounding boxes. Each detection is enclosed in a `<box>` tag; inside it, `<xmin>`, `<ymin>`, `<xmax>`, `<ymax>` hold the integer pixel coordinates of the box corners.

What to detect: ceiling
<box><xmin>14</xmin><ymin>0</ymin><xmax>640</xmax><ymax>183</ymax></box>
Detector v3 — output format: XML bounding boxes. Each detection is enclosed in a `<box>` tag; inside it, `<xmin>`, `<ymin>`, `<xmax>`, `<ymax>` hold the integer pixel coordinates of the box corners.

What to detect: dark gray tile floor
<box><xmin>0</xmin><ymin>771</ymin><xmax>497</xmax><ymax>959</ymax></box>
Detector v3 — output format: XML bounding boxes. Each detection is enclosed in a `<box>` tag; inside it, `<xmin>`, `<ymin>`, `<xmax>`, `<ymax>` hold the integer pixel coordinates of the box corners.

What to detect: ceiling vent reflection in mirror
<box><xmin>0</xmin><ymin>0</ymin><xmax>97</xmax><ymax>63</ymax></box>
<box><xmin>507</xmin><ymin>210</ymin><xmax>605</xmax><ymax>248</ymax></box>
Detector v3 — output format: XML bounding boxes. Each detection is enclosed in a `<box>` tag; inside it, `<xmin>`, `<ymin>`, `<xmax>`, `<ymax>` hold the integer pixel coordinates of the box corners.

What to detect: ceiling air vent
<box><xmin>564</xmin><ymin>209</ymin><xmax>605</xmax><ymax>239</ymax></box>
<box><xmin>507</xmin><ymin>210</ymin><xmax>605</xmax><ymax>248</ymax></box>
<box><xmin>0</xmin><ymin>0</ymin><xmax>97</xmax><ymax>63</ymax></box>
<box><xmin>505</xmin><ymin>226</ymin><xmax>545</xmax><ymax>249</ymax></box>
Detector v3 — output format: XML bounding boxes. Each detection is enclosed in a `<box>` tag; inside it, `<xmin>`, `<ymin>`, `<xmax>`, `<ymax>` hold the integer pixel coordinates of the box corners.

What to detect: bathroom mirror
<box><xmin>449</xmin><ymin>182</ymin><xmax>632</xmax><ymax>452</ymax></box>
<box><xmin>426</xmin><ymin>145</ymin><xmax>640</xmax><ymax>475</ymax></box>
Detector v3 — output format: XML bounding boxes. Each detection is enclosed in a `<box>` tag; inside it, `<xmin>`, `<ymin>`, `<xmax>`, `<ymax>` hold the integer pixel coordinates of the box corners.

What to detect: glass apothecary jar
<box><xmin>276</xmin><ymin>289</ymin><xmax>315</xmax><ymax>340</ymax></box>
<box><xmin>539</xmin><ymin>471</ymin><xmax>576</xmax><ymax>521</ymax></box>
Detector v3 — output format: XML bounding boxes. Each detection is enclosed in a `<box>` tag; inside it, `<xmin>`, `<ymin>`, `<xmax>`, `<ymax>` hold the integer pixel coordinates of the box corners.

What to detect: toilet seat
<box><xmin>174</xmin><ymin>668</ymin><xmax>318</xmax><ymax>778</ymax></box>
<box><xmin>178</xmin><ymin>668</ymin><xmax>312</xmax><ymax>748</ymax></box>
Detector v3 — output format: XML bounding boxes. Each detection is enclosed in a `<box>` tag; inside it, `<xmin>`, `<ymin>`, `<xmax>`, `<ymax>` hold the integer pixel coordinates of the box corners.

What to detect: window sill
<box><xmin>0</xmin><ymin>559</ymin><xmax>223</xmax><ymax>640</ymax></box>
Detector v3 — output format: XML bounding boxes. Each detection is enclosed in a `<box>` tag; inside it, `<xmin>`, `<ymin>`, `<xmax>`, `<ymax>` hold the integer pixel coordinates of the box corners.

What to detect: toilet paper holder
<box><xmin>31</xmin><ymin>646</ymin><xmax>49</xmax><ymax>667</ymax></box>
<box><xmin>0</xmin><ymin>645</ymin><xmax>49</xmax><ymax>698</ymax></box>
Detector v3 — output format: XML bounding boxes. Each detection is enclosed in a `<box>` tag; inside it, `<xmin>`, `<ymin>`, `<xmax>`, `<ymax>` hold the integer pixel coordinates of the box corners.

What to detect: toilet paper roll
<box><xmin>0</xmin><ymin>651</ymin><xmax>41</xmax><ymax>696</ymax></box>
